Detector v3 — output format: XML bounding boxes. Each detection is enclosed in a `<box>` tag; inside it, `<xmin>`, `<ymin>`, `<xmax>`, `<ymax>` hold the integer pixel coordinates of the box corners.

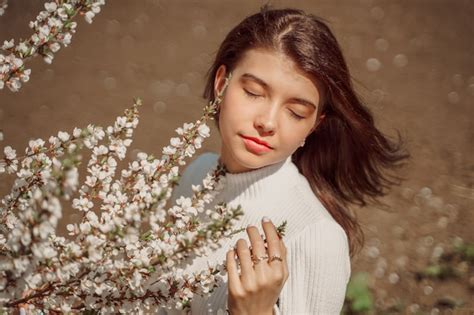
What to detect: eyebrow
<box><xmin>240</xmin><ymin>73</ymin><xmax>317</xmax><ymax>110</ymax></box>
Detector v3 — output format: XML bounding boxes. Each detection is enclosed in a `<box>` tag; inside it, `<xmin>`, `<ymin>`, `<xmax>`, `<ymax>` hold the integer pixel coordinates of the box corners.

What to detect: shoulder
<box><xmin>184</xmin><ymin>151</ymin><xmax>220</xmax><ymax>182</ymax></box>
<box><xmin>170</xmin><ymin>152</ymin><xmax>219</xmax><ymax>203</ymax></box>
<box><xmin>288</xmin><ymin>217</ymin><xmax>349</xmax><ymax>252</ymax></box>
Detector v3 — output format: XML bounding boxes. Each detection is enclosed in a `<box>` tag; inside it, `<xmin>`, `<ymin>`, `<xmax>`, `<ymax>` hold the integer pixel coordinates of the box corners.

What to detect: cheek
<box><xmin>219</xmin><ymin>111</ymin><xmax>244</xmax><ymax>136</ymax></box>
<box><xmin>218</xmin><ymin>102</ymin><xmax>240</xmax><ymax>135</ymax></box>
<box><xmin>283</xmin><ymin>125</ymin><xmax>312</xmax><ymax>145</ymax></box>
<box><xmin>279</xmin><ymin>132</ymin><xmax>300</xmax><ymax>149</ymax></box>
<box><xmin>220</xmin><ymin>93</ymin><xmax>254</xmax><ymax>122</ymax></box>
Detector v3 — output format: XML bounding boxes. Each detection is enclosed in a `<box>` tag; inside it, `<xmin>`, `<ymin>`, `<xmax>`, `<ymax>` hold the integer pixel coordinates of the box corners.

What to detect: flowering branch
<box><xmin>0</xmin><ymin>0</ymin><xmax>106</xmax><ymax>92</ymax></box>
<box><xmin>0</xmin><ymin>72</ymin><xmax>248</xmax><ymax>314</ymax></box>
<box><xmin>0</xmin><ymin>1</ymin><xmax>7</xmax><ymax>17</ymax></box>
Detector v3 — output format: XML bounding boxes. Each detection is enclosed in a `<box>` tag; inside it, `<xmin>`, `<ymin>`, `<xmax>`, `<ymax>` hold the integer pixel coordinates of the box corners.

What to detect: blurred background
<box><xmin>0</xmin><ymin>0</ymin><xmax>473</xmax><ymax>314</ymax></box>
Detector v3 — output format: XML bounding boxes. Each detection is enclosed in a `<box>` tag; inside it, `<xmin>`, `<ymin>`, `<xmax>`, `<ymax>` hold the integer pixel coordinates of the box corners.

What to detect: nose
<box><xmin>254</xmin><ymin>105</ymin><xmax>277</xmax><ymax>135</ymax></box>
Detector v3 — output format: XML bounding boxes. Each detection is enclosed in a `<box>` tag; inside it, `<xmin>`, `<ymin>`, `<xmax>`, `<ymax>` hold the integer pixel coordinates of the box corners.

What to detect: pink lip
<box><xmin>240</xmin><ymin>135</ymin><xmax>273</xmax><ymax>149</ymax></box>
<box><xmin>240</xmin><ymin>135</ymin><xmax>273</xmax><ymax>154</ymax></box>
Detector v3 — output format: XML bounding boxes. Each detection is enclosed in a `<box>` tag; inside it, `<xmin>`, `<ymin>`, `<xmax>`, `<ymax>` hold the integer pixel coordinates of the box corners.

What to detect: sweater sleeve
<box><xmin>278</xmin><ymin>218</ymin><xmax>351</xmax><ymax>314</ymax></box>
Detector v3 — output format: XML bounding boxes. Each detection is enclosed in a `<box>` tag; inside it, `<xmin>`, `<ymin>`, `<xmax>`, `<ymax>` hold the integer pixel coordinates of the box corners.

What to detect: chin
<box><xmin>224</xmin><ymin>150</ymin><xmax>263</xmax><ymax>171</ymax></box>
<box><xmin>235</xmin><ymin>152</ymin><xmax>261</xmax><ymax>167</ymax></box>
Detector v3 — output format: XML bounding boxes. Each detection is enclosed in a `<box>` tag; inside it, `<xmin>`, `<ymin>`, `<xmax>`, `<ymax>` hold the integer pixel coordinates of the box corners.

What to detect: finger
<box><xmin>261</xmin><ymin>217</ymin><xmax>283</xmax><ymax>264</ymax></box>
<box><xmin>280</xmin><ymin>239</ymin><xmax>288</xmax><ymax>262</ymax></box>
<box><xmin>235</xmin><ymin>238</ymin><xmax>255</xmax><ymax>277</ymax></box>
<box><xmin>226</xmin><ymin>249</ymin><xmax>242</xmax><ymax>294</ymax></box>
<box><xmin>280</xmin><ymin>239</ymin><xmax>289</xmax><ymax>277</ymax></box>
<box><xmin>246</xmin><ymin>225</ymin><xmax>267</xmax><ymax>267</ymax></box>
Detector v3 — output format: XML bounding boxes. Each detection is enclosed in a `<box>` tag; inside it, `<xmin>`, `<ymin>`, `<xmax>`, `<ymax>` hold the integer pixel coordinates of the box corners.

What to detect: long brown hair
<box><xmin>202</xmin><ymin>5</ymin><xmax>410</xmax><ymax>256</ymax></box>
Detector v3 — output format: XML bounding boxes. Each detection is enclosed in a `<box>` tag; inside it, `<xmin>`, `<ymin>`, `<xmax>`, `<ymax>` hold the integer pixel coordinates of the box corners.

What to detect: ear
<box><xmin>214</xmin><ymin>65</ymin><xmax>227</xmax><ymax>98</ymax></box>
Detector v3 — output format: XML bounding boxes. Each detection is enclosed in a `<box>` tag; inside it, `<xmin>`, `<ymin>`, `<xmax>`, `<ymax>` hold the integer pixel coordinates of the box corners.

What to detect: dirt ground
<box><xmin>1</xmin><ymin>1</ymin><xmax>473</xmax><ymax>314</ymax></box>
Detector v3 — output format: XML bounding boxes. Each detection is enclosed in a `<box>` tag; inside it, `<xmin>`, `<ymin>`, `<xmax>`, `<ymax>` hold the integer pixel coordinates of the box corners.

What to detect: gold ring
<box><xmin>252</xmin><ymin>255</ymin><xmax>269</xmax><ymax>265</ymax></box>
<box><xmin>270</xmin><ymin>255</ymin><xmax>283</xmax><ymax>262</ymax></box>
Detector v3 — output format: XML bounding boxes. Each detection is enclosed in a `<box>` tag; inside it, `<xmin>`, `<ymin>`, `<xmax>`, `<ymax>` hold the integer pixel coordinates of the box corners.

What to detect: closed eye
<box><xmin>244</xmin><ymin>88</ymin><xmax>305</xmax><ymax>121</ymax></box>
<box><xmin>289</xmin><ymin>110</ymin><xmax>305</xmax><ymax>120</ymax></box>
<box><xmin>243</xmin><ymin>89</ymin><xmax>260</xmax><ymax>99</ymax></box>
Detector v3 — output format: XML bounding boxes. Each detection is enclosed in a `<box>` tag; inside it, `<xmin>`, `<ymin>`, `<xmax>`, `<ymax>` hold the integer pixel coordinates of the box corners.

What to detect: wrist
<box><xmin>261</xmin><ymin>309</ymin><xmax>274</xmax><ymax>315</ymax></box>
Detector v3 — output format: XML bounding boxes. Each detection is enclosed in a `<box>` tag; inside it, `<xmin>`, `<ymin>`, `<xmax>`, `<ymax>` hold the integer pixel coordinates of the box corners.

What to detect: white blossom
<box><xmin>197</xmin><ymin>123</ymin><xmax>210</xmax><ymax>138</ymax></box>
<box><xmin>2</xmin><ymin>39</ymin><xmax>14</xmax><ymax>50</ymax></box>
<box><xmin>44</xmin><ymin>2</ymin><xmax>57</xmax><ymax>13</ymax></box>
<box><xmin>3</xmin><ymin>145</ymin><xmax>16</xmax><ymax>159</ymax></box>
<box><xmin>0</xmin><ymin>0</ymin><xmax>106</xmax><ymax>92</ymax></box>
<box><xmin>72</xmin><ymin>196</ymin><xmax>93</xmax><ymax>212</ymax></box>
<box><xmin>0</xmin><ymin>1</ymin><xmax>7</xmax><ymax>17</ymax></box>
<box><xmin>162</xmin><ymin>145</ymin><xmax>176</xmax><ymax>155</ymax></box>
<box><xmin>0</xmin><ymin>75</ymin><xmax>239</xmax><ymax>312</ymax></box>
<box><xmin>170</xmin><ymin>137</ymin><xmax>182</xmax><ymax>148</ymax></box>
<box><xmin>57</xmin><ymin>131</ymin><xmax>70</xmax><ymax>142</ymax></box>
<box><xmin>85</xmin><ymin>11</ymin><xmax>95</xmax><ymax>24</ymax></box>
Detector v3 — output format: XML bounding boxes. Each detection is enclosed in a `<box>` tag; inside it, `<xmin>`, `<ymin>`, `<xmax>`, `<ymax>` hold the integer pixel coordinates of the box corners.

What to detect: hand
<box><xmin>226</xmin><ymin>216</ymin><xmax>288</xmax><ymax>315</ymax></box>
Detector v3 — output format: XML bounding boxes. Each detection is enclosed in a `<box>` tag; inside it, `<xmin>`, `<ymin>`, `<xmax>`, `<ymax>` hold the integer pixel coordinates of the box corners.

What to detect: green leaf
<box><xmin>463</xmin><ymin>243</ymin><xmax>474</xmax><ymax>262</ymax></box>
<box><xmin>353</xmin><ymin>294</ymin><xmax>372</xmax><ymax>312</ymax></box>
<box><xmin>345</xmin><ymin>272</ymin><xmax>374</xmax><ymax>313</ymax></box>
<box><xmin>423</xmin><ymin>265</ymin><xmax>442</xmax><ymax>277</ymax></box>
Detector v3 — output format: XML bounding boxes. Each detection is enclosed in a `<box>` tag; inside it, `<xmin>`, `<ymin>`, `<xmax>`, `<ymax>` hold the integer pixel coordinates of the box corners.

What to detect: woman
<box><xmin>165</xmin><ymin>4</ymin><xmax>409</xmax><ymax>315</ymax></box>
<box><xmin>18</xmin><ymin>4</ymin><xmax>408</xmax><ymax>315</ymax></box>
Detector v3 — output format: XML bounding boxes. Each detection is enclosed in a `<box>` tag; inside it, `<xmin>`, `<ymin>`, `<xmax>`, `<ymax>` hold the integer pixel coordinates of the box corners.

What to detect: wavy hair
<box><xmin>202</xmin><ymin>4</ymin><xmax>410</xmax><ymax>256</ymax></box>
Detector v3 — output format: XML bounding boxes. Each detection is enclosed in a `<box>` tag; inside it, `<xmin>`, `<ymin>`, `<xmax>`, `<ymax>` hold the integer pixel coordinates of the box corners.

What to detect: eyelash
<box><xmin>244</xmin><ymin>89</ymin><xmax>260</xmax><ymax>99</ymax></box>
<box><xmin>243</xmin><ymin>89</ymin><xmax>305</xmax><ymax>121</ymax></box>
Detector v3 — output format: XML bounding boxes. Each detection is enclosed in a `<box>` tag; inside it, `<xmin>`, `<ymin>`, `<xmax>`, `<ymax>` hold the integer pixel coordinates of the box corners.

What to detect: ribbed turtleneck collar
<box><xmin>217</xmin><ymin>155</ymin><xmax>299</xmax><ymax>201</ymax></box>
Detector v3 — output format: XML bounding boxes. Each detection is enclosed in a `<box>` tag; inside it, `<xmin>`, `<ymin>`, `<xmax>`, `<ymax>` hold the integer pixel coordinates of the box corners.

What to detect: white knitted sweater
<box><xmin>160</xmin><ymin>152</ymin><xmax>351</xmax><ymax>315</ymax></box>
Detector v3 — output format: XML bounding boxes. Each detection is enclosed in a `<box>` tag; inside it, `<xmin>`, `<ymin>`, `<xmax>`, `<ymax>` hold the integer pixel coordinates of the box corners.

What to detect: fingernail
<box><xmin>20</xmin><ymin>308</ymin><xmax>26</xmax><ymax>315</ymax></box>
<box><xmin>262</xmin><ymin>216</ymin><xmax>271</xmax><ymax>222</ymax></box>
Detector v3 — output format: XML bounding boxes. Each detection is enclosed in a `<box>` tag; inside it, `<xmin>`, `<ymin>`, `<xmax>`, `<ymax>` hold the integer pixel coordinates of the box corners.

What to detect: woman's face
<box><xmin>214</xmin><ymin>48</ymin><xmax>323</xmax><ymax>174</ymax></box>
